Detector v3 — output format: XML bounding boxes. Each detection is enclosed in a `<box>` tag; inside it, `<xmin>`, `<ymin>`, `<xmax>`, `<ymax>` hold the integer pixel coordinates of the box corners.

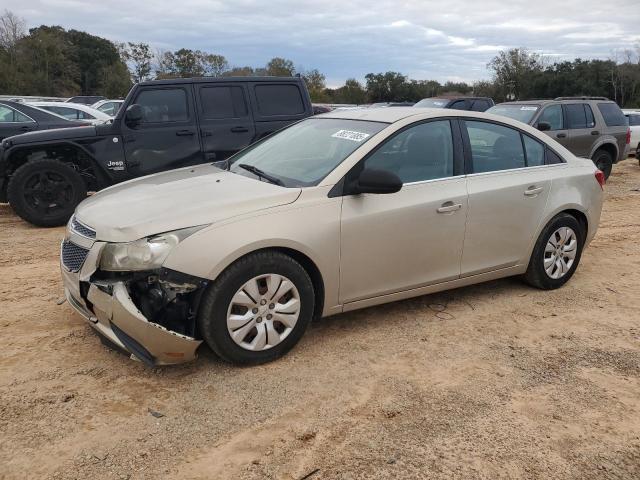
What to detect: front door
<box><xmin>536</xmin><ymin>104</ymin><xmax>571</xmax><ymax>151</ymax></box>
<box><xmin>196</xmin><ymin>83</ymin><xmax>256</xmax><ymax>161</ymax></box>
<box><xmin>461</xmin><ymin>119</ymin><xmax>554</xmax><ymax>276</ymax></box>
<box><xmin>340</xmin><ymin>119</ymin><xmax>468</xmax><ymax>303</ymax></box>
<box><xmin>122</xmin><ymin>85</ymin><xmax>202</xmax><ymax>176</ymax></box>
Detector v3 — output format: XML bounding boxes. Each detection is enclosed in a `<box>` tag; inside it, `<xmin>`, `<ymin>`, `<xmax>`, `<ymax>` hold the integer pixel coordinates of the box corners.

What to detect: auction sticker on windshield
<box><xmin>331</xmin><ymin>130</ymin><xmax>371</xmax><ymax>142</ymax></box>
<box><xmin>520</xmin><ymin>106</ymin><xmax>538</xmax><ymax>111</ymax></box>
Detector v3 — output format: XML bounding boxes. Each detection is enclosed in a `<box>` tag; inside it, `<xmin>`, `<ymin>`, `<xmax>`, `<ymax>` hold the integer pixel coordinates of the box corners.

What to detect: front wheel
<box><xmin>7</xmin><ymin>158</ymin><xmax>87</xmax><ymax>227</ymax></box>
<box><xmin>524</xmin><ymin>213</ymin><xmax>585</xmax><ymax>290</ymax></box>
<box><xmin>197</xmin><ymin>251</ymin><xmax>315</xmax><ymax>364</ymax></box>
<box><xmin>592</xmin><ymin>149</ymin><xmax>613</xmax><ymax>180</ymax></box>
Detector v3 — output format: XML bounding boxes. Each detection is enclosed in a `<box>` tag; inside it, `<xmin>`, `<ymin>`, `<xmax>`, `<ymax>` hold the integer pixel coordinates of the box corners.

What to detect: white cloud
<box><xmin>3</xmin><ymin>0</ymin><xmax>640</xmax><ymax>84</ymax></box>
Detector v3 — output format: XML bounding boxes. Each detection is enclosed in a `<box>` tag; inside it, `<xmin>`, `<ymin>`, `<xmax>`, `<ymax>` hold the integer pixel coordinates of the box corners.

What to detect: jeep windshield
<box><xmin>228</xmin><ymin>118</ymin><xmax>387</xmax><ymax>187</ymax></box>
<box><xmin>486</xmin><ymin>104</ymin><xmax>540</xmax><ymax>124</ymax></box>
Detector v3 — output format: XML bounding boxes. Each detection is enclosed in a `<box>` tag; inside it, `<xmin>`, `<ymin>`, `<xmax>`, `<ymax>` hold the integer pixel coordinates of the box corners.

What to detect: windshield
<box><xmin>229</xmin><ymin>118</ymin><xmax>387</xmax><ymax>187</ymax></box>
<box><xmin>414</xmin><ymin>98</ymin><xmax>449</xmax><ymax>108</ymax></box>
<box><xmin>486</xmin><ymin>104</ymin><xmax>540</xmax><ymax>124</ymax></box>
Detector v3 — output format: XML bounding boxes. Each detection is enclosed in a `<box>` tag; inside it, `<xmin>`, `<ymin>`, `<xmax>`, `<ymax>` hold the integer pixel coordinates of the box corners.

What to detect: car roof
<box><xmin>498</xmin><ymin>98</ymin><xmax>617</xmax><ymax>106</ymax></box>
<box><xmin>139</xmin><ymin>76</ymin><xmax>303</xmax><ymax>86</ymax></box>
<box><xmin>319</xmin><ymin>106</ymin><xmax>520</xmax><ymax>124</ymax></box>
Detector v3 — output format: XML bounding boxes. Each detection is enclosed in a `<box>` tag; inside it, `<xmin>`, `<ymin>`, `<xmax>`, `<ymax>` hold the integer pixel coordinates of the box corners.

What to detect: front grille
<box><xmin>61</xmin><ymin>241</ymin><xmax>90</xmax><ymax>272</ymax></box>
<box><xmin>71</xmin><ymin>217</ymin><xmax>96</xmax><ymax>239</ymax></box>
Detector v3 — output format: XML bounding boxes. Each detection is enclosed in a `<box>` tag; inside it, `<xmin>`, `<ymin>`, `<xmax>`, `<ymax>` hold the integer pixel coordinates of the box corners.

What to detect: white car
<box><xmin>624</xmin><ymin>112</ymin><xmax>640</xmax><ymax>158</ymax></box>
<box><xmin>91</xmin><ymin>99</ymin><xmax>124</xmax><ymax>117</ymax></box>
<box><xmin>28</xmin><ymin>101</ymin><xmax>112</xmax><ymax>125</ymax></box>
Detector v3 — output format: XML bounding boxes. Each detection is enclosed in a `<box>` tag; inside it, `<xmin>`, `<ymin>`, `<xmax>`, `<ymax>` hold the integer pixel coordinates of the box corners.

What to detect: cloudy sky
<box><xmin>5</xmin><ymin>0</ymin><xmax>640</xmax><ymax>86</ymax></box>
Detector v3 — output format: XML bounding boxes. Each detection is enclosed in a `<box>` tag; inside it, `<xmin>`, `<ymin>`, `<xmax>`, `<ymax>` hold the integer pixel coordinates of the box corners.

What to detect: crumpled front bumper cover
<box><xmin>61</xmin><ymin>235</ymin><xmax>202</xmax><ymax>366</ymax></box>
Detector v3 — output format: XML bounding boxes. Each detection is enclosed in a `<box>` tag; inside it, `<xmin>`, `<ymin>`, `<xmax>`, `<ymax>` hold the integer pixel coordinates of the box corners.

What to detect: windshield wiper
<box><xmin>237</xmin><ymin>164</ymin><xmax>284</xmax><ymax>186</ymax></box>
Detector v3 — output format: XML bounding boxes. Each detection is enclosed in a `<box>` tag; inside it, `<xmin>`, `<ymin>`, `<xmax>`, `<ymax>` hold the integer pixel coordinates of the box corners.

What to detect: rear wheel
<box><xmin>524</xmin><ymin>213</ymin><xmax>584</xmax><ymax>290</ymax></box>
<box><xmin>197</xmin><ymin>251</ymin><xmax>315</xmax><ymax>364</ymax></box>
<box><xmin>7</xmin><ymin>158</ymin><xmax>87</xmax><ymax>227</ymax></box>
<box><xmin>592</xmin><ymin>149</ymin><xmax>613</xmax><ymax>180</ymax></box>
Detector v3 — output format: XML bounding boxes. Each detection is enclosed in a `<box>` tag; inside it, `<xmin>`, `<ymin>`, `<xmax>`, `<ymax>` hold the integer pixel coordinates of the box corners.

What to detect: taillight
<box><xmin>626</xmin><ymin>128</ymin><xmax>631</xmax><ymax>145</ymax></box>
<box><xmin>595</xmin><ymin>170</ymin><xmax>605</xmax><ymax>189</ymax></box>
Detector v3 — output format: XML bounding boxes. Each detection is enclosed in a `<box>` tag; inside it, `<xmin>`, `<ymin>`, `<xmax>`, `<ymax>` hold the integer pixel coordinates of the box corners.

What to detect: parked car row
<box><xmin>0</xmin><ymin>76</ymin><xmax>313</xmax><ymax>226</ymax></box>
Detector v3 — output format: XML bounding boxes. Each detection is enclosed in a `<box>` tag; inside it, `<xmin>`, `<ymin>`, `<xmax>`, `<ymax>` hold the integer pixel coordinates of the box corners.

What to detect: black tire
<box><xmin>7</xmin><ymin>158</ymin><xmax>86</xmax><ymax>227</ymax></box>
<box><xmin>592</xmin><ymin>149</ymin><xmax>613</xmax><ymax>180</ymax></box>
<box><xmin>197</xmin><ymin>251</ymin><xmax>315</xmax><ymax>365</ymax></box>
<box><xmin>524</xmin><ymin>213</ymin><xmax>585</xmax><ymax>290</ymax></box>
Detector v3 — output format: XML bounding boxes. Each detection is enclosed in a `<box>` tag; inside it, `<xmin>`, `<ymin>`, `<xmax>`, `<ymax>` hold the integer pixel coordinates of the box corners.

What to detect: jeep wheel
<box><xmin>592</xmin><ymin>149</ymin><xmax>613</xmax><ymax>180</ymax></box>
<box><xmin>7</xmin><ymin>159</ymin><xmax>87</xmax><ymax>227</ymax></box>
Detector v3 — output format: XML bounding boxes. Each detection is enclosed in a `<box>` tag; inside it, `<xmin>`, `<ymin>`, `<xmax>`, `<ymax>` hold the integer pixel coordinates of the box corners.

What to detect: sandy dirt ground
<box><xmin>1</xmin><ymin>158</ymin><xmax>640</xmax><ymax>480</ymax></box>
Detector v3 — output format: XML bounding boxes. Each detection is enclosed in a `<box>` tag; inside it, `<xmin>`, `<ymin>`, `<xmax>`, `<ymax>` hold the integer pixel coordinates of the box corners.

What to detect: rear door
<box><xmin>122</xmin><ymin>85</ymin><xmax>202</xmax><ymax>175</ymax></box>
<box><xmin>536</xmin><ymin>104</ymin><xmax>571</xmax><ymax>150</ymax></box>
<box><xmin>461</xmin><ymin>120</ymin><xmax>555</xmax><ymax>276</ymax></box>
<box><xmin>565</xmin><ymin>103</ymin><xmax>597</xmax><ymax>157</ymax></box>
<box><xmin>0</xmin><ymin>104</ymin><xmax>37</xmax><ymax>140</ymax></box>
<box><xmin>196</xmin><ymin>83</ymin><xmax>255</xmax><ymax>161</ymax></box>
<box><xmin>249</xmin><ymin>82</ymin><xmax>309</xmax><ymax>139</ymax></box>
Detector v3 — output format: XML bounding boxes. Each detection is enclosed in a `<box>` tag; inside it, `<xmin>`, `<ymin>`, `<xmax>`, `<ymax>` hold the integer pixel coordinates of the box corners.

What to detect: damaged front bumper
<box><xmin>60</xmin><ymin>229</ymin><xmax>204</xmax><ymax>366</ymax></box>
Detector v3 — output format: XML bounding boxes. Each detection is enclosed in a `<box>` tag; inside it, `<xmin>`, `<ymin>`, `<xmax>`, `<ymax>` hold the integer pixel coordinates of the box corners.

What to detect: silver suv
<box><xmin>487</xmin><ymin>97</ymin><xmax>630</xmax><ymax>179</ymax></box>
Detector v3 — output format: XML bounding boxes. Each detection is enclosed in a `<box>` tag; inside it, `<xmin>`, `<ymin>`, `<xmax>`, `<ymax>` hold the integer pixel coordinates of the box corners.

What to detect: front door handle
<box><xmin>437</xmin><ymin>202</ymin><xmax>462</xmax><ymax>214</ymax></box>
<box><xmin>230</xmin><ymin>126</ymin><xmax>249</xmax><ymax>133</ymax></box>
<box><xmin>176</xmin><ymin>129</ymin><xmax>195</xmax><ymax>136</ymax></box>
<box><xmin>556</xmin><ymin>133</ymin><xmax>567</xmax><ymax>138</ymax></box>
<box><xmin>524</xmin><ymin>186</ymin><xmax>543</xmax><ymax>196</ymax></box>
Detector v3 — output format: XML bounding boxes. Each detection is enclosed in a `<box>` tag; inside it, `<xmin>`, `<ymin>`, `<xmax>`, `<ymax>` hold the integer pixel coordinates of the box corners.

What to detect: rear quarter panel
<box><xmin>528</xmin><ymin>157</ymin><xmax>603</xmax><ymax>260</ymax></box>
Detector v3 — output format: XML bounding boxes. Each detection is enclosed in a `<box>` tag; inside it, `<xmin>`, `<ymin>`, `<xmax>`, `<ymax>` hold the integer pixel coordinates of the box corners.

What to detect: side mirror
<box><xmin>350</xmin><ymin>168</ymin><xmax>402</xmax><ymax>195</ymax></box>
<box><xmin>537</xmin><ymin>121</ymin><xmax>551</xmax><ymax>132</ymax></box>
<box><xmin>124</xmin><ymin>104</ymin><xmax>143</xmax><ymax>126</ymax></box>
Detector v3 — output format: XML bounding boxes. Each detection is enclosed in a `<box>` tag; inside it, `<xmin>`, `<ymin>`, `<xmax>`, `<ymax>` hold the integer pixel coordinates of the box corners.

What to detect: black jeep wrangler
<box><xmin>0</xmin><ymin>76</ymin><xmax>312</xmax><ymax>226</ymax></box>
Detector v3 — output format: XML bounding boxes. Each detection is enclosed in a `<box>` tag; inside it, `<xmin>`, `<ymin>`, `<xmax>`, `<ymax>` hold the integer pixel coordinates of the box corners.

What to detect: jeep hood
<box><xmin>4</xmin><ymin>125</ymin><xmax>96</xmax><ymax>146</ymax></box>
<box><xmin>74</xmin><ymin>164</ymin><xmax>302</xmax><ymax>242</ymax></box>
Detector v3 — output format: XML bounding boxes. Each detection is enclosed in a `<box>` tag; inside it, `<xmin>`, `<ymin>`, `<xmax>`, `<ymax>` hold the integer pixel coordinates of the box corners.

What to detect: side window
<box><xmin>78</xmin><ymin>110</ymin><xmax>95</xmax><ymax>120</ymax></box>
<box><xmin>449</xmin><ymin>100</ymin><xmax>468</xmax><ymax>110</ymax></box>
<box><xmin>471</xmin><ymin>100</ymin><xmax>489</xmax><ymax>112</ymax></box>
<box><xmin>135</xmin><ymin>88</ymin><xmax>189</xmax><ymax>123</ymax></box>
<box><xmin>465</xmin><ymin>121</ymin><xmax>525</xmax><ymax>173</ymax></box>
<box><xmin>363</xmin><ymin>120</ymin><xmax>454</xmax><ymax>183</ymax></box>
<box><xmin>200</xmin><ymin>86</ymin><xmax>248</xmax><ymax>119</ymax></box>
<box><xmin>545</xmin><ymin>149</ymin><xmax>564</xmax><ymax>165</ymax></box>
<box><xmin>630</xmin><ymin>116</ymin><xmax>640</xmax><ymax>126</ymax></box>
<box><xmin>523</xmin><ymin>135</ymin><xmax>545</xmax><ymax>167</ymax></box>
<box><xmin>584</xmin><ymin>105</ymin><xmax>596</xmax><ymax>128</ymax></box>
<box><xmin>597</xmin><ymin>103</ymin><xmax>626</xmax><ymax>126</ymax></box>
<box><xmin>537</xmin><ymin>105</ymin><xmax>563</xmax><ymax>130</ymax></box>
<box><xmin>0</xmin><ymin>106</ymin><xmax>34</xmax><ymax>123</ymax></box>
<box><xmin>565</xmin><ymin>104</ymin><xmax>587</xmax><ymax>129</ymax></box>
<box><xmin>255</xmin><ymin>84</ymin><xmax>304</xmax><ymax>116</ymax></box>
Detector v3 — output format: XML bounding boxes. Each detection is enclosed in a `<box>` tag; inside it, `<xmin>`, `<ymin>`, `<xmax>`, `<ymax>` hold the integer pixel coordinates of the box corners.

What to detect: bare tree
<box><xmin>0</xmin><ymin>9</ymin><xmax>25</xmax><ymax>50</ymax></box>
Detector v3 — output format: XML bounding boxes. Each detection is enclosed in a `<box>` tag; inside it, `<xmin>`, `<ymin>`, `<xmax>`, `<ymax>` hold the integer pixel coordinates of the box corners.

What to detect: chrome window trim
<box><xmin>463</xmin><ymin>162</ymin><xmax>567</xmax><ymax>179</ymax></box>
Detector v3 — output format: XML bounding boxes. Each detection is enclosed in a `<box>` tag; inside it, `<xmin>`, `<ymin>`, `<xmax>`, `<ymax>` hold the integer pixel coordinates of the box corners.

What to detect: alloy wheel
<box><xmin>544</xmin><ymin>227</ymin><xmax>578</xmax><ymax>279</ymax></box>
<box><xmin>226</xmin><ymin>274</ymin><xmax>301</xmax><ymax>351</ymax></box>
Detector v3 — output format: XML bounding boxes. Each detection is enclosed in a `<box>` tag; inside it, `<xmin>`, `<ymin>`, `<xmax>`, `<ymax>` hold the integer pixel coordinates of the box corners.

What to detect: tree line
<box><xmin>1</xmin><ymin>10</ymin><xmax>639</xmax><ymax>107</ymax></box>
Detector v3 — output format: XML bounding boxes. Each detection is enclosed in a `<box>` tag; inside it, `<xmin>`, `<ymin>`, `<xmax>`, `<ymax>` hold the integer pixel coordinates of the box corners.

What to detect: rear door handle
<box><xmin>230</xmin><ymin>126</ymin><xmax>249</xmax><ymax>133</ymax></box>
<box><xmin>437</xmin><ymin>202</ymin><xmax>462</xmax><ymax>214</ymax></box>
<box><xmin>556</xmin><ymin>133</ymin><xmax>567</xmax><ymax>138</ymax></box>
<box><xmin>524</xmin><ymin>186</ymin><xmax>543</xmax><ymax>196</ymax></box>
<box><xmin>591</xmin><ymin>130</ymin><xmax>600</xmax><ymax>136</ymax></box>
<box><xmin>176</xmin><ymin>129</ymin><xmax>195</xmax><ymax>136</ymax></box>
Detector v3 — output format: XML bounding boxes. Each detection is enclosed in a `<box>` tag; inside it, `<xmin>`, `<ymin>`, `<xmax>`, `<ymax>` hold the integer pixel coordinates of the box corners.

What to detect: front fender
<box><xmin>163</xmin><ymin>192</ymin><xmax>343</xmax><ymax>317</ymax></box>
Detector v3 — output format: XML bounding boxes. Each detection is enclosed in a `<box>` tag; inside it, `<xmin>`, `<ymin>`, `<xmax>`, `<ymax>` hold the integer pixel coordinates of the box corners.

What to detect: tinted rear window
<box><xmin>597</xmin><ymin>103</ymin><xmax>626</xmax><ymax>127</ymax></box>
<box><xmin>255</xmin><ymin>84</ymin><xmax>304</xmax><ymax>116</ymax></box>
<box><xmin>200</xmin><ymin>86</ymin><xmax>247</xmax><ymax>119</ymax></box>
<box><xmin>626</xmin><ymin>114</ymin><xmax>640</xmax><ymax>126</ymax></box>
<box><xmin>566</xmin><ymin>104</ymin><xmax>588</xmax><ymax>129</ymax></box>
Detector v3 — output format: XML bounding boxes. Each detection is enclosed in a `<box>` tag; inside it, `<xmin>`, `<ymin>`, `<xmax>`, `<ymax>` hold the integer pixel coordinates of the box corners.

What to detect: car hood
<box><xmin>74</xmin><ymin>164</ymin><xmax>302</xmax><ymax>242</ymax></box>
<box><xmin>3</xmin><ymin>125</ymin><xmax>96</xmax><ymax>146</ymax></box>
